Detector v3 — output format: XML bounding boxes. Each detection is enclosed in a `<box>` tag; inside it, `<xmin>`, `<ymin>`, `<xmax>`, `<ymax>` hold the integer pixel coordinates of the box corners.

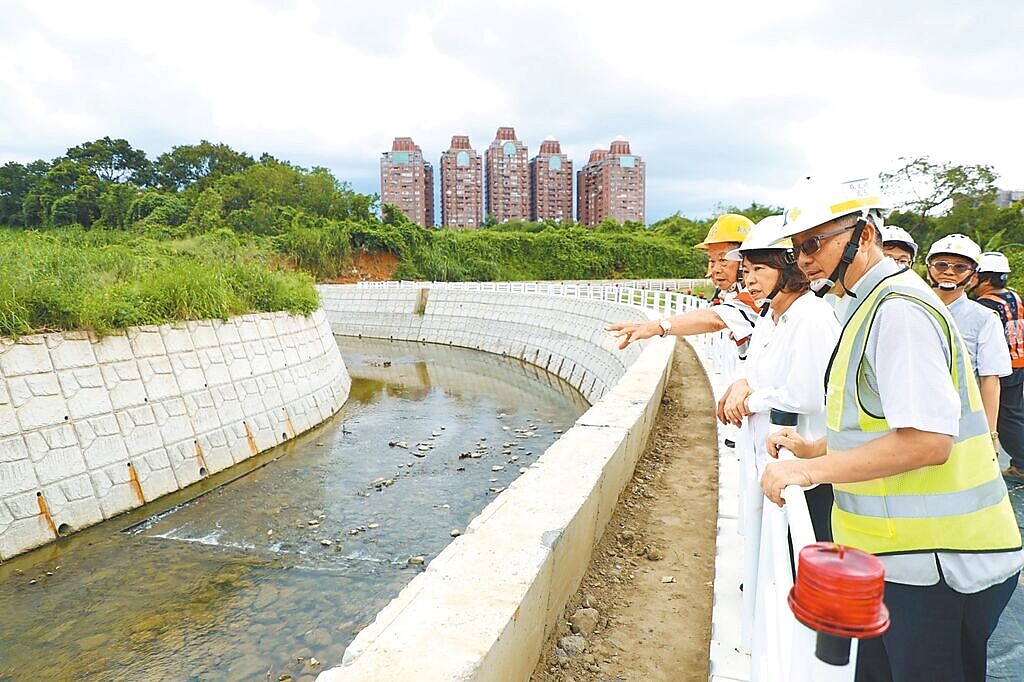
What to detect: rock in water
<box><xmin>303</xmin><ymin>627</ymin><xmax>332</xmax><ymax>648</ymax></box>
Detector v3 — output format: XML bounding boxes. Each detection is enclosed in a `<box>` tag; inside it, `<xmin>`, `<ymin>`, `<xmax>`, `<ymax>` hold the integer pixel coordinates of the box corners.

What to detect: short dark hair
<box><xmin>977</xmin><ymin>272</ymin><xmax>1009</xmax><ymax>288</ymax></box>
<box><xmin>743</xmin><ymin>249</ymin><xmax>810</xmax><ymax>294</ymax></box>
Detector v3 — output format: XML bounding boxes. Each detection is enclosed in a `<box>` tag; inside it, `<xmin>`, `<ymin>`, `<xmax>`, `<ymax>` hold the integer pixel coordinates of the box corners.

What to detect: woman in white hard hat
<box><xmin>880</xmin><ymin>225</ymin><xmax>918</xmax><ymax>267</ymax></box>
<box><xmin>716</xmin><ymin>215</ymin><xmax>840</xmax><ymax>540</ymax></box>
<box><xmin>759</xmin><ymin>178</ymin><xmax>1021</xmax><ymax>682</ymax></box>
<box><xmin>973</xmin><ymin>251</ymin><xmax>1024</xmax><ymax>479</ymax></box>
<box><xmin>925</xmin><ymin>234</ymin><xmax>1011</xmax><ymax>437</ymax></box>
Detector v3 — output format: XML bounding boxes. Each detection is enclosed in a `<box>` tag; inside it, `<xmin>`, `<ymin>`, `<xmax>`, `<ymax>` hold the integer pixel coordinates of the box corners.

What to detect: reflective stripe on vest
<box><xmin>826</xmin><ymin>268</ymin><xmax>1022</xmax><ymax>556</ymax></box>
<box><xmin>979</xmin><ymin>291</ymin><xmax>1024</xmax><ymax>369</ymax></box>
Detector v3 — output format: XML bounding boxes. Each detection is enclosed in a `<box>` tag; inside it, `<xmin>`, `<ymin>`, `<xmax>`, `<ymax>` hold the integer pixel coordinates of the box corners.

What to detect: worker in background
<box><xmin>760</xmin><ymin>178</ymin><xmax>1022</xmax><ymax>682</ymax></box>
<box><xmin>925</xmin><ymin>234</ymin><xmax>1010</xmax><ymax>435</ymax></box>
<box><xmin>716</xmin><ymin>215</ymin><xmax>839</xmax><ymax>540</ymax></box>
<box><xmin>880</xmin><ymin>225</ymin><xmax>917</xmax><ymax>267</ymax></box>
<box><xmin>607</xmin><ymin>214</ymin><xmax>759</xmax><ymax>357</ymax></box>
<box><xmin>972</xmin><ymin>251</ymin><xmax>1024</xmax><ymax>480</ymax></box>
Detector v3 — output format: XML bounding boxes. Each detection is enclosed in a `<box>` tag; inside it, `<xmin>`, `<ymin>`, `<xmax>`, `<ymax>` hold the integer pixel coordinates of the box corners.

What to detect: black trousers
<box><xmin>999</xmin><ymin>374</ymin><xmax>1024</xmax><ymax>469</ymax></box>
<box><xmin>805</xmin><ymin>483</ymin><xmax>834</xmax><ymax>542</ymax></box>
<box><xmin>854</xmin><ymin>569</ymin><xmax>1019</xmax><ymax>682</ymax></box>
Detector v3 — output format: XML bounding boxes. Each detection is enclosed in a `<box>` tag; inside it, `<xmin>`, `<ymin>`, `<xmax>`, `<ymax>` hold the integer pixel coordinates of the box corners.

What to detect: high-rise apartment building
<box><xmin>380</xmin><ymin>137</ymin><xmax>434</xmax><ymax>228</ymax></box>
<box><xmin>484</xmin><ymin>126</ymin><xmax>530</xmax><ymax>222</ymax></box>
<box><xmin>439</xmin><ymin>135</ymin><xmax>483</xmax><ymax>228</ymax></box>
<box><xmin>577</xmin><ymin>137</ymin><xmax>645</xmax><ymax>226</ymax></box>
<box><xmin>529</xmin><ymin>137</ymin><xmax>573</xmax><ymax>223</ymax></box>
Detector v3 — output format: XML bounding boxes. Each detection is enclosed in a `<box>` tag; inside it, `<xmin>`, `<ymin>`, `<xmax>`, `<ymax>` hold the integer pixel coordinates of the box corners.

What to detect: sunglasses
<box><xmin>792</xmin><ymin>225</ymin><xmax>855</xmax><ymax>257</ymax></box>
<box><xmin>928</xmin><ymin>260</ymin><xmax>974</xmax><ymax>274</ymax></box>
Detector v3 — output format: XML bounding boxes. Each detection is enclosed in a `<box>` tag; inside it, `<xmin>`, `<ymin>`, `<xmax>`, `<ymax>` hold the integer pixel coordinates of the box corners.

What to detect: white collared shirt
<box><xmin>742</xmin><ymin>292</ymin><xmax>840</xmax><ymax>474</ymax></box>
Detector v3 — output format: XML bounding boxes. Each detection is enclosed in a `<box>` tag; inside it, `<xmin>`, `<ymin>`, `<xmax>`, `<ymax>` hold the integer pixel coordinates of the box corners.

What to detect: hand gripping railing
<box><xmin>745</xmin><ymin>410</ymin><xmax>857</xmax><ymax>682</ymax></box>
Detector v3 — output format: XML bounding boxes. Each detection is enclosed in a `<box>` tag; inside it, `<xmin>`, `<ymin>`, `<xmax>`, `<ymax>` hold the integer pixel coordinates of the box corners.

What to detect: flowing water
<box><xmin>0</xmin><ymin>337</ymin><xmax>587</xmax><ymax>681</ymax></box>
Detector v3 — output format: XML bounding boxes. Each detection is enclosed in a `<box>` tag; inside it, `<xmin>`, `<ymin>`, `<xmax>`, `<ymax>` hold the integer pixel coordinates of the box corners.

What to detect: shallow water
<box><xmin>988</xmin><ymin>476</ymin><xmax>1024</xmax><ymax>679</ymax></box>
<box><xmin>0</xmin><ymin>337</ymin><xmax>586</xmax><ymax>681</ymax></box>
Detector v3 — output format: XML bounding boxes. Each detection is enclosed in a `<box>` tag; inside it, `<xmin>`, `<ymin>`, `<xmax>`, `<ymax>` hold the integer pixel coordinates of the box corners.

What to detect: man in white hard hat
<box><xmin>607</xmin><ymin>213</ymin><xmax>760</xmax><ymax>358</ymax></box>
<box><xmin>880</xmin><ymin>225</ymin><xmax>917</xmax><ymax>267</ymax></box>
<box><xmin>925</xmin><ymin>234</ymin><xmax>1010</xmax><ymax>438</ymax></box>
<box><xmin>759</xmin><ymin>178</ymin><xmax>1022</xmax><ymax>682</ymax></box>
<box><xmin>973</xmin><ymin>251</ymin><xmax>1024</xmax><ymax>480</ymax></box>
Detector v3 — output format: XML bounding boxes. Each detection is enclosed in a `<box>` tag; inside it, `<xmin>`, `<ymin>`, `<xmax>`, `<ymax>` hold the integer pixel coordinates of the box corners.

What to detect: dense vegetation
<box><xmin>0</xmin><ymin>228</ymin><xmax>318</xmax><ymax>337</ymax></box>
<box><xmin>2</xmin><ymin>139</ymin><xmax>1022</xmax><ymax>336</ymax></box>
<box><xmin>0</xmin><ymin>137</ymin><xmax>714</xmax><ymax>334</ymax></box>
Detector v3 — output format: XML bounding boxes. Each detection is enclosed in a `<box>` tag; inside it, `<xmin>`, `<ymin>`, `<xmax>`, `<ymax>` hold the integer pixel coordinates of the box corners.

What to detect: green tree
<box><xmin>65</xmin><ymin>137</ymin><xmax>153</xmax><ymax>184</ymax></box>
<box><xmin>185</xmin><ymin>187</ymin><xmax>225</xmax><ymax>233</ymax></box>
<box><xmin>648</xmin><ymin>213</ymin><xmax>709</xmax><ymax>245</ymax></box>
<box><xmin>0</xmin><ymin>160</ymin><xmax>49</xmax><ymax>226</ymax></box>
<box><xmin>97</xmin><ymin>183</ymin><xmax>141</xmax><ymax>229</ymax></box>
<box><xmin>213</xmin><ymin>158</ymin><xmax>375</xmax><ymax>230</ymax></box>
<box><xmin>155</xmin><ymin>140</ymin><xmax>255</xmax><ymax>191</ymax></box>
<box><xmin>880</xmin><ymin>156</ymin><xmax>997</xmax><ymax>230</ymax></box>
<box><xmin>21</xmin><ymin>160</ymin><xmax>100</xmax><ymax>227</ymax></box>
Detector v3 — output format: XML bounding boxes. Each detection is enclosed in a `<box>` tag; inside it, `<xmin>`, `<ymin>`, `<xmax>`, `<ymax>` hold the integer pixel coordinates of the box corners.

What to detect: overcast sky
<box><xmin>2</xmin><ymin>0</ymin><xmax>1022</xmax><ymax>220</ymax></box>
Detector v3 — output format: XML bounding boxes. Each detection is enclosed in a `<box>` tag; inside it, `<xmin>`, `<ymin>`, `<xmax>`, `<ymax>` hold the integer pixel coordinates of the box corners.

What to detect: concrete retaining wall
<box><xmin>316</xmin><ymin>284</ymin><xmax>677</xmax><ymax>681</ymax></box>
<box><xmin>317</xmin><ymin>286</ymin><xmax>651</xmax><ymax>403</ymax></box>
<box><xmin>0</xmin><ymin>310</ymin><xmax>350</xmax><ymax>560</ymax></box>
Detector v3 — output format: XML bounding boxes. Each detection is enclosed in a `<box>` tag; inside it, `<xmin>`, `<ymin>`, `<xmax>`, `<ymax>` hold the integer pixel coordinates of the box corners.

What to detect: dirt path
<box><xmin>532</xmin><ymin>340</ymin><xmax>719</xmax><ymax>682</ymax></box>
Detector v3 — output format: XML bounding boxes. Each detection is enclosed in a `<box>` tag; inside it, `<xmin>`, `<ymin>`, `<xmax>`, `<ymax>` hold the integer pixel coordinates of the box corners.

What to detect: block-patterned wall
<box><xmin>317</xmin><ymin>286</ymin><xmax>647</xmax><ymax>402</ymax></box>
<box><xmin>0</xmin><ymin>310</ymin><xmax>350</xmax><ymax>560</ymax></box>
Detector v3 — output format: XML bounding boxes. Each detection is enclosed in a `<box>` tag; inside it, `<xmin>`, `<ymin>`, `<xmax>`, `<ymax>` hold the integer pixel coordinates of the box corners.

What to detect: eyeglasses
<box><xmin>928</xmin><ymin>260</ymin><xmax>974</xmax><ymax>274</ymax></box>
<box><xmin>792</xmin><ymin>225</ymin><xmax>855</xmax><ymax>257</ymax></box>
<box><xmin>894</xmin><ymin>258</ymin><xmax>913</xmax><ymax>267</ymax></box>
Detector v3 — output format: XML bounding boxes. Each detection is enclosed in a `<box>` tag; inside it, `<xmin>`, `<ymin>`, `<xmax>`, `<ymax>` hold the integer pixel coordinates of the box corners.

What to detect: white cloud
<box><xmin>1</xmin><ymin>0</ymin><xmax>1022</xmax><ymax>219</ymax></box>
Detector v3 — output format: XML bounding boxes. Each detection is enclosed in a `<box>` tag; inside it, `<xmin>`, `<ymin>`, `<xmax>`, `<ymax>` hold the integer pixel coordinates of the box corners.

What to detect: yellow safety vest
<box><xmin>826</xmin><ymin>267</ymin><xmax>1021</xmax><ymax>556</ymax></box>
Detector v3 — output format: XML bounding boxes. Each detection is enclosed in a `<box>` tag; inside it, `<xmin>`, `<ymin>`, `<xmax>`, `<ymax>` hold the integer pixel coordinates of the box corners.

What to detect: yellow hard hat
<box><xmin>695</xmin><ymin>213</ymin><xmax>754</xmax><ymax>249</ymax></box>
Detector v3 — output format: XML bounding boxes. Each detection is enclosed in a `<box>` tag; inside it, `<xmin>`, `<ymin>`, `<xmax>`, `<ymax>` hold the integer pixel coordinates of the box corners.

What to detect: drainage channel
<box><xmin>0</xmin><ymin>337</ymin><xmax>588</xmax><ymax>682</ymax></box>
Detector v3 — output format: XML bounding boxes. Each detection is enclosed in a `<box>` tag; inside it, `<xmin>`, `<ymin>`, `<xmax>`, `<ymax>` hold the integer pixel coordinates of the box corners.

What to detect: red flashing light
<box><xmin>788</xmin><ymin>542</ymin><xmax>890</xmax><ymax>639</ymax></box>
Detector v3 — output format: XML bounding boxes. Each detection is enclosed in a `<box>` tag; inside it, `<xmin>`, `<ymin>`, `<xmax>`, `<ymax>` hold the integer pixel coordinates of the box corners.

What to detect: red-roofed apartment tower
<box><xmin>529</xmin><ymin>137</ymin><xmax>573</xmax><ymax>223</ymax></box>
<box><xmin>484</xmin><ymin>126</ymin><xmax>530</xmax><ymax>222</ymax></box>
<box><xmin>577</xmin><ymin>137</ymin><xmax>645</xmax><ymax>226</ymax></box>
<box><xmin>380</xmin><ymin>137</ymin><xmax>434</xmax><ymax>227</ymax></box>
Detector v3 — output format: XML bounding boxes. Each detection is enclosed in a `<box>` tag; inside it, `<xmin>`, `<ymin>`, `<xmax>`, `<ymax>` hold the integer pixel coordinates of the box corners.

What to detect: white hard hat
<box><xmin>778</xmin><ymin>177</ymin><xmax>890</xmax><ymax>240</ymax></box>
<box><xmin>725</xmin><ymin>215</ymin><xmax>792</xmax><ymax>261</ymax></box>
<box><xmin>880</xmin><ymin>226</ymin><xmax>918</xmax><ymax>259</ymax></box>
<box><xmin>926</xmin><ymin>234</ymin><xmax>982</xmax><ymax>266</ymax></box>
<box><xmin>978</xmin><ymin>251</ymin><xmax>1011</xmax><ymax>274</ymax></box>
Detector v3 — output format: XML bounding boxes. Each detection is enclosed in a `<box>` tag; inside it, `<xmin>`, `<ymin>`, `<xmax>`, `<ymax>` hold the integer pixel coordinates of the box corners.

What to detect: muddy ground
<box><xmin>531</xmin><ymin>339</ymin><xmax>720</xmax><ymax>682</ymax></box>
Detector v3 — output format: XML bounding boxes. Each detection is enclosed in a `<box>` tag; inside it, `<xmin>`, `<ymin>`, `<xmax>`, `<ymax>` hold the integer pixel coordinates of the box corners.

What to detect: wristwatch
<box><xmin>658</xmin><ymin>319</ymin><xmax>672</xmax><ymax>337</ymax></box>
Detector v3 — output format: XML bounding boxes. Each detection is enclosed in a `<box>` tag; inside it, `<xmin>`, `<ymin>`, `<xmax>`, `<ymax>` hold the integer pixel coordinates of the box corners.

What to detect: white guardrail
<box><xmin>355</xmin><ymin>279</ymin><xmax>852</xmax><ymax>682</ymax></box>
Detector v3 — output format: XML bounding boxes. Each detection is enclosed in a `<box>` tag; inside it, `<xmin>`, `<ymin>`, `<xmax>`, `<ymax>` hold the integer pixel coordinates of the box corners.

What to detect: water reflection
<box><xmin>0</xmin><ymin>338</ymin><xmax>586</xmax><ymax>681</ymax></box>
